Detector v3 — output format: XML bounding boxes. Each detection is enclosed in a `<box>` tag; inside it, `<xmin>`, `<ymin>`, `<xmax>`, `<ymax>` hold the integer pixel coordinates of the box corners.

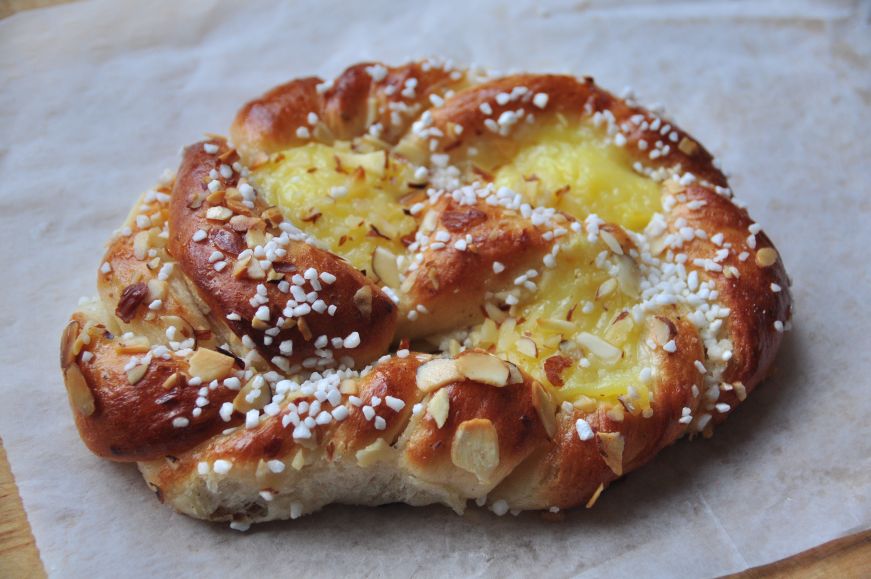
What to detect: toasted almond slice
<box><xmin>427</xmin><ymin>387</ymin><xmax>450</xmax><ymax>428</ymax></box>
<box><xmin>161</xmin><ymin>372</ymin><xmax>181</xmax><ymax>390</ymax></box>
<box><xmin>353</xmin><ymin>286</ymin><xmax>373</xmax><ymax>318</ymax></box>
<box><xmin>573</xmin><ymin>395</ymin><xmax>598</xmax><ymax>413</ymax></box>
<box><xmin>585</xmin><ymin>483</ymin><xmax>605</xmax><ymax>509</ymax></box>
<box><xmin>188</xmin><ymin>348</ymin><xmax>235</xmax><ymax>381</ymax></box>
<box><xmin>576</xmin><ymin>332</ymin><xmax>622</xmax><ymax>365</ymax></box>
<box><xmin>597</xmin><ymin>432</ymin><xmax>625</xmax><ymax>475</ymax></box>
<box><xmin>372</xmin><ymin>246</ymin><xmax>400</xmax><ymax>288</ymax></box>
<box><xmin>649</xmin><ymin>316</ymin><xmax>677</xmax><ymax>346</ymax></box>
<box><xmin>483</xmin><ymin>301</ymin><xmax>508</xmax><ymax>323</ymax></box>
<box><xmin>537</xmin><ymin>317</ymin><xmax>576</xmax><ymax>334</ymax></box>
<box><xmin>606</xmin><ymin>403</ymin><xmax>625</xmax><ymax>422</ymax></box>
<box><xmin>133</xmin><ymin>230</ymin><xmax>151</xmax><ymax>260</ymax></box>
<box><xmin>599</xmin><ymin>230</ymin><xmax>624</xmax><ymax>255</ymax></box>
<box><xmin>206</xmin><ymin>206</ymin><xmax>233</xmax><ymax>221</ymax></box>
<box><xmin>596</xmin><ymin>278</ymin><xmax>617</xmax><ymax>300</ymax></box>
<box><xmin>755</xmin><ymin>247</ymin><xmax>778</xmax><ymax>267</ymax></box>
<box><xmin>127</xmin><ymin>363</ymin><xmax>149</xmax><ymax>385</ymax></box>
<box><xmin>515</xmin><ymin>337</ymin><xmax>538</xmax><ymax>358</ymax></box>
<box><xmin>233</xmin><ymin>376</ymin><xmax>270</xmax><ymax>412</ymax></box>
<box><xmin>506</xmin><ymin>362</ymin><xmax>524</xmax><ymax>385</ymax></box>
<box><xmin>65</xmin><ymin>364</ymin><xmax>95</xmax><ymax>416</ymax></box>
<box><xmin>116</xmin><ymin>335</ymin><xmax>151</xmax><ymax>355</ymax></box>
<box><xmin>245</xmin><ymin>220</ymin><xmax>267</xmax><ymax>248</ymax></box>
<box><xmin>291</xmin><ymin>448</ymin><xmax>308</xmax><ymax>471</ymax></box>
<box><xmin>340</xmin><ymin>378</ymin><xmax>358</xmax><ymax>395</ymax></box>
<box><xmin>232</xmin><ymin>254</ymin><xmax>252</xmax><ymax>278</ymax></box>
<box><xmin>604</xmin><ymin>311</ymin><xmax>634</xmax><ymax>345</ymax></box>
<box><xmin>246</xmin><ymin>258</ymin><xmax>266</xmax><ymax>280</ymax></box>
<box><xmin>251</xmin><ymin>316</ymin><xmax>269</xmax><ymax>330</ymax></box>
<box><xmin>147</xmin><ymin>279</ymin><xmax>167</xmax><ymax>301</ymax></box>
<box><xmin>60</xmin><ymin>320</ymin><xmax>80</xmax><ymax>370</ymax></box>
<box><xmin>416</xmin><ymin>358</ymin><xmax>462</xmax><ymax>392</ymax></box>
<box><xmin>451</xmin><ymin>418</ymin><xmax>500</xmax><ymax>481</ymax></box>
<box><xmin>615</xmin><ymin>256</ymin><xmax>641</xmax><ymax>297</ymax></box>
<box><xmin>532</xmin><ymin>383</ymin><xmax>557</xmax><ymax>438</ymax></box>
<box><xmin>356</xmin><ymin>438</ymin><xmax>393</xmax><ymax>467</ymax></box>
<box><xmin>678</xmin><ymin>137</ymin><xmax>698</xmax><ymax>155</ymax></box>
<box><xmin>455</xmin><ymin>352</ymin><xmax>509</xmax><ymax>387</ymax></box>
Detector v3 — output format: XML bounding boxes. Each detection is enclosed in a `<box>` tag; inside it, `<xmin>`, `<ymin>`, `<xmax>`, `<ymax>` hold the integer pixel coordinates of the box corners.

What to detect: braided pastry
<box><xmin>60</xmin><ymin>60</ymin><xmax>792</xmax><ymax>528</ymax></box>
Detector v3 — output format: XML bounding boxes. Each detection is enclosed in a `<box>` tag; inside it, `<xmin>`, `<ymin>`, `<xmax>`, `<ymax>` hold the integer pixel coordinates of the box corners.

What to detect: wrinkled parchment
<box><xmin>1</xmin><ymin>0</ymin><xmax>869</xmax><ymax>576</ymax></box>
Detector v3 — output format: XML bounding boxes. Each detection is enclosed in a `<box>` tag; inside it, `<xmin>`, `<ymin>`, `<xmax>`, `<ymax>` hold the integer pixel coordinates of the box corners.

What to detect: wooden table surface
<box><xmin>0</xmin><ymin>1</ymin><xmax>868</xmax><ymax>577</ymax></box>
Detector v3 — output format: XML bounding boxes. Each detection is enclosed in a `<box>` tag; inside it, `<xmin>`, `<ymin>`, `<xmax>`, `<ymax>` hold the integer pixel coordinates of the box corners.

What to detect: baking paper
<box><xmin>1</xmin><ymin>0</ymin><xmax>869</xmax><ymax>576</ymax></box>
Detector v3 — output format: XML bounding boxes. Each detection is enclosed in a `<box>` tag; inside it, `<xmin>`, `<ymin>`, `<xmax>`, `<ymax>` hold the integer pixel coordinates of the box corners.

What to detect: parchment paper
<box><xmin>1</xmin><ymin>0</ymin><xmax>869</xmax><ymax>576</ymax></box>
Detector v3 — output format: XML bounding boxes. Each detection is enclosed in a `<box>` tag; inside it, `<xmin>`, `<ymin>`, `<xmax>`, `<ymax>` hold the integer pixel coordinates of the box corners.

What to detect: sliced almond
<box><xmin>65</xmin><ymin>364</ymin><xmax>95</xmax><ymax>416</ymax></box>
<box><xmin>161</xmin><ymin>372</ymin><xmax>181</xmax><ymax>390</ymax></box>
<box><xmin>233</xmin><ymin>376</ymin><xmax>270</xmax><ymax>412</ymax></box>
<box><xmin>372</xmin><ymin>246</ymin><xmax>400</xmax><ymax>288</ymax></box>
<box><xmin>604</xmin><ymin>311</ymin><xmax>634</xmax><ymax>345</ymax></box>
<box><xmin>755</xmin><ymin>247</ymin><xmax>778</xmax><ymax>267</ymax></box>
<box><xmin>127</xmin><ymin>363</ymin><xmax>149</xmax><ymax>385</ymax></box>
<box><xmin>291</xmin><ymin>448</ymin><xmax>308</xmax><ymax>471</ymax></box>
<box><xmin>245</xmin><ymin>220</ymin><xmax>267</xmax><ymax>248</ymax></box>
<box><xmin>506</xmin><ymin>362</ymin><xmax>524</xmax><ymax>385</ymax></box>
<box><xmin>356</xmin><ymin>438</ymin><xmax>393</xmax><ymax>467</ymax></box>
<box><xmin>606</xmin><ymin>403</ymin><xmax>625</xmax><ymax>422</ymax></box>
<box><xmin>133</xmin><ymin>230</ymin><xmax>151</xmax><ymax>260</ymax></box>
<box><xmin>455</xmin><ymin>352</ymin><xmax>510</xmax><ymax>387</ymax></box>
<box><xmin>576</xmin><ymin>332</ymin><xmax>622</xmax><ymax>365</ymax></box>
<box><xmin>147</xmin><ymin>279</ymin><xmax>167</xmax><ymax>301</ymax></box>
<box><xmin>483</xmin><ymin>301</ymin><xmax>508</xmax><ymax>324</ymax></box>
<box><xmin>678</xmin><ymin>137</ymin><xmax>698</xmax><ymax>155</ymax></box>
<box><xmin>115</xmin><ymin>335</ymin><xmax>151</xmax><ymax>354</ymax></box>
<box><xmin>599</xmin><ymin>230</ymin><xmax>624</xmax><ymax>255</ymax></box>
<box><xmin>206</xmin><ymin>206</ymin><xmax>233</xmax><ymax>221</ymax></box>
<box><xmin>596</xmin><ymin>278</ymin><xmax>617</xmax><ymax>300</ymax></box>
<box><xmin>573</xmin><ymin>395</ymin><xmax>598</xmax><ymax>413</ymax></box>
<box><xmin>260</xmin><ymin>207</ymin><xmax>284</xmax><ymax>226</ymax></box>
<box><xmin>297</xmin><ymin>317</ymin><xmax>313</xmax><ymax>341</ymax></box>
<box><xmin>515</xmin><ymin>337</ymin><xmax>538</xmax><ymax>358</ymax></box>
<box><xmin>476</xmin><ymin>318</ymin><xmax>499</xmax><ymax>348</ymax></box>
<box><xmin>585</xmin><ymin>483</ymin><xmax>605</xmax><ymax>509</ymax></box>
<box><xmin>597</xmin><ymin>432</ymin><xmax>625</xmax><ymax>475</ymax></box>
<box><xmin>340</xmin><ymin>378</ymin><xmax>358</xmax><ymax>395</ymax></box>
<box><xmin>649</xmin><ymin>316</ymin><xmax>677</xmax><ymax>346</ymax></box>
<box><xmin>532</xmin><ymin>383</ymin><xmax>557</xmax><ymax>438</ymax></box>
<box><xmin>232</xmin><ymin>254</ymin><xmax>252</xmax><ymax>278</ymax></box>
<box><xmin>615</xmin><ymin>256</ymin><xmax>641</xmax><ymax>298</ymax></box>
<box><xmin>427</xmin><ymin>387</ymin><xmax>450</xmax><ymax>428</ymax></box>
<box><xmin>537</xmin><ymin>317</ymin><xmax>576</xmax><ymax>334</ymax></box>
<box><xmin>251</xmin><ymin>316</ymin><xmax>270</xmax><ymax>331</ymax></box>
<box><xmin>60</xmin><ymin>320</ymin><xmax>81</xmax><ymax>370</ymax></box>
<box><xmin>353</xmin><ymin>286</ymin><xmax>373</xmax><ymax>318</ymax></box>
<box><xmin>450</xmin><ymin>418</ymin><xmax>500</xmax><ymax>481</ymax></box>
<box><xmin>188</xmin><ymin>348</ymin><xmax>235</xmax><ymax>381</ymax></box>
<box><xmin>416</xmin><ymin>358</ymin><xmax>462</xmax><ymax>392</ymax></box>
<box><xmin>246</xmin><ymin>258</ymin><xmax>266</xmax><ymax>280</ymax></box>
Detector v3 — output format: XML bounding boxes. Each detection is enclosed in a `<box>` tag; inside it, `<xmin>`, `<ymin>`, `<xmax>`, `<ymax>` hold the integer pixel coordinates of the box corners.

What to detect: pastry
<box><xmin>60</xmin><ymin>60</ymin><xmax>792</xmax><ymax>529</ymax></box>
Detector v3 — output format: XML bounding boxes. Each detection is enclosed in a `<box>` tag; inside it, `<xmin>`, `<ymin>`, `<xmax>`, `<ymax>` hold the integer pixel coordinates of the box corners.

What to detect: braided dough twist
<box><xmin>60</xmin><ymin>61</ymin><xmax>791</xmax><ymax>527</ymax></box>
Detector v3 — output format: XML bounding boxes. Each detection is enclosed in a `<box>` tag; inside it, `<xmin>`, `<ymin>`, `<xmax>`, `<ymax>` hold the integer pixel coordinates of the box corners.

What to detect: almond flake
<box><xmin>416</xmin><ymin>358</ymin><xmax>462</xmax><ymax>392</ymax></box>
<box><xmin>450</xmin><ymin>418</ymin><xmax>500</xmax><ymax>481</ymax></box>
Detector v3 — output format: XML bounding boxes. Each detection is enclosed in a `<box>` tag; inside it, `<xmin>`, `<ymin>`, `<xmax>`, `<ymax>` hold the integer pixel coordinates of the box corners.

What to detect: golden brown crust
<box><xmin>61</xmin><ymin>314</ymin><xmax>240</xmax><ymax>461</ymax></box>
<box><xmin>62</xmin><ymin>60</ymin><xmax>793</xmax><ymax>524</ymax></box>
<box><xmin>231</xmin><ymin>62</ymin><xmax>467</xmax><ymax>165</ymax></box>
<box><xmin>168</xmin><ymin>140</ymin><xmax>397</xmax><ymax>369</ymax></box>
<box><xmin>397</xmin><ymin>196</ymin><xmax>554</xmax><ymax>338</ymax></box>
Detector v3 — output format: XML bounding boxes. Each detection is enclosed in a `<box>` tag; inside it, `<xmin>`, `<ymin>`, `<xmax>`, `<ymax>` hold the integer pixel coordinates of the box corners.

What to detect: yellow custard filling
<box><xmin>465</xmin><ymin>234</ymin><xmax>651</xmax><ymax>407</ymax></box>
<box><xmin>252</xmin><ymin>119</ymin><xmax>662</xmax><ymax>408</ymax></box>
<box><xmin>253</xmin><ymin>142</ymin><xmax>416</xmax><ymax>273</ymax></box>
<box><xmin>466</xmin><ymin>118</ymin><xmax>661</xmax><ymax>231</ymax></box>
